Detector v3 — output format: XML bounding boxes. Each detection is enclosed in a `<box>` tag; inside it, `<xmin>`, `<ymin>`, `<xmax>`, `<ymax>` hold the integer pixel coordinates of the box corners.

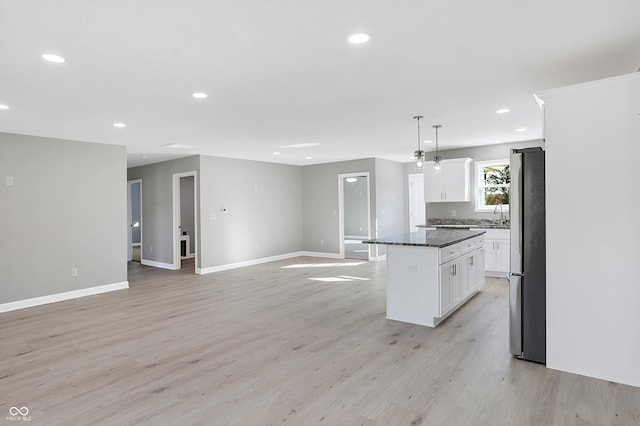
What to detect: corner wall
<box><xmin>0</xmin><ymin>133</ymin><xmax>127</xmax><ymax>305</ymax></box>
<box><xmin>540</xmin><ymin>73</ymin><xmax>640</xmax><ymax>388</ymax></box>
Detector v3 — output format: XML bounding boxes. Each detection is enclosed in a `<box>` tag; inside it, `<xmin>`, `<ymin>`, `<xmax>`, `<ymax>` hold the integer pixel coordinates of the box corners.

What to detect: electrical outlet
<box><xmin>320</xmin><ymin>239</ymin><xmax>324</xmax><ymax>246</ymax></box>
<box><xmin>407</xmin><ymin>264</ymin><xmax>417</xmax><ymax>273</ymax></box>
<box><xmin>452</xmin><ymin>210</ymin><xmax>457</xmax><ymax>217</ymax></box>
<box><xmin>5</xmin><ymin>176</ymin><xmax>14</xmax><ymax>186</ymax></box>
<box><xmin>71</xmin><ymin>268</ymin><xmax>78</xmax><ymax>277</ymax></box>
<box><xmin>209</xmin><ymin>213</ymin><xmax>216</xmax><ymax>220</ymax></box>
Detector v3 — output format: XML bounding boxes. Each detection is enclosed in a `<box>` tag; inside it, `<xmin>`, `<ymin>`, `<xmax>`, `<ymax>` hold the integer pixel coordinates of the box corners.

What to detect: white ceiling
<box><xmin>1</xmin><ymin>1</ymin><xmax>638</xmax><ymax>168</ymax></box>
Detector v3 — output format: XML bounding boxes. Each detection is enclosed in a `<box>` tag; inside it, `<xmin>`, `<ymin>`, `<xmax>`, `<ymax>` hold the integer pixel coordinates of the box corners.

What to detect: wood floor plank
<box><xmin>1</xmin><ymin>257</ymin><xmax>639</xmax><ymax>425</ymax></box>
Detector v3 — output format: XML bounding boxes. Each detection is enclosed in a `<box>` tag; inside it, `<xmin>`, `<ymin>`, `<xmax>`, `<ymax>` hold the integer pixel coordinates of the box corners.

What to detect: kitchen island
<box><xmin>364</xmin><ymin>229</ymin><xmax>486</xmax><ymax>327</ymax></box>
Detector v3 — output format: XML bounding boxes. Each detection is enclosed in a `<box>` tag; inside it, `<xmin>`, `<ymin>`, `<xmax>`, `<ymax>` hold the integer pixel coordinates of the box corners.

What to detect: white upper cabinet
<box><xmin>424</xmin><ymin>158</ymin><xmax>472</xmax><ymax>202</ymax></box>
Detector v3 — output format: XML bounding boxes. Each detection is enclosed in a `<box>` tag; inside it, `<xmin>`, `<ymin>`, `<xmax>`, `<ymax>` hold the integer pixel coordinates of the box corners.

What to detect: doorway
<box><xmin>173</xmin><ymin>172</ymin><xmax>198</xmax><ymax>272</ymax></box>
<box><xmin>408</xmin><ymin>173</ymin><xmax>425</xmax><ymax>231</ymax></box>
<box><xmin>338</xmin><ymin>172</ymin><xmax>371</xmax><ymax>260</ymax></box>
<box><xmin>127</xmin><ymin>179</ymin><xmax>142</xmax><ymax>262</ymax></box>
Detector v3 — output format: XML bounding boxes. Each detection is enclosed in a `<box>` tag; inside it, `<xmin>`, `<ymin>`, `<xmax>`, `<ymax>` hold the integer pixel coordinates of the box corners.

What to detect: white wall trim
<box><xmin>196</xmin><ymin>251</ymin><xmax>343</xmax><ymax>275</ymax></box>
<box><xmin>0</xmin><ymin>281</ymin><xmax>129</xmax><ymax>313</ymax></box>
<box><xmin>141</xmin><ymin>259</ymin><xmax>177</xmax><ymax>270</ymax></box>
<box><xmin>369</xmin><ymin>254</ymin><xmax>387</xmax><ymax>262</ymax></box>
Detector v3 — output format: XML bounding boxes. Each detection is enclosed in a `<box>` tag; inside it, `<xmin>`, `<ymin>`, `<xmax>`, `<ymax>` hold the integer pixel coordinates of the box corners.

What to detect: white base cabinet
<box><xmin>479</xmin><ymin>228</ymin><xmax>510</xmax><ymax>277</ymax></box>
<box><xmin>386</xmin><ymin>235</ymin><xmax>485</xmax><ymax>327</ymax></box>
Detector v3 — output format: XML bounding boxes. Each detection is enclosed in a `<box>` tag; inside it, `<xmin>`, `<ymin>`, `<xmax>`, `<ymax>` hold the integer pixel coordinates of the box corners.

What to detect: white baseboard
<box><xmin>0</xmin><ymin>281</ymin><xmax>129</xmax><ymax>313</ymax></box>
<box><xmin>141</xmin><ymin>259</ymin><xmax>177</xmax><ymax>270</ymax></box>
<box><xmin>369</xmin><ymin>254</ymin><xmax>387</xmax><ymax>262</ymax></box>
<box><xmin>196</xmin><ymin>251</ymin><xmax>343</xmax><ymax>275</ymax></box>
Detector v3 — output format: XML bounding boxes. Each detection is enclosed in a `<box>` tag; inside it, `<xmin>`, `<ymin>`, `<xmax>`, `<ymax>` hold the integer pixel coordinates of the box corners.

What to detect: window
<box><xmin>475</xmin><ymin>159</ymin><xmax>510</xmax><ymax>212</ymax></box>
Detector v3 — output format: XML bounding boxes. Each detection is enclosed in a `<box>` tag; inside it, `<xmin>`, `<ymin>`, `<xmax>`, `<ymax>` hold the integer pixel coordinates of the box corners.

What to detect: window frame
<box><xmin>475</xmin><ymin>159</ymin><xmax>510</xmax><ymax>212</ymax></box>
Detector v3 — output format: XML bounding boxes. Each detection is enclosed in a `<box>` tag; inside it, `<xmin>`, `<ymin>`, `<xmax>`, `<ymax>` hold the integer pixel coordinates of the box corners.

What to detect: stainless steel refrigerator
<box><xmin>509</xmin><ymin>147</ymin><xmax>546</xmax><ymax>364</ymax></box>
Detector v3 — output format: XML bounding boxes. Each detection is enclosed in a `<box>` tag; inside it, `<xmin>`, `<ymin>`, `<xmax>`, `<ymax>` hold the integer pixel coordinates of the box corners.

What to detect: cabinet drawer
<box><xmin>439</xmin><ymin>243</ymin><xmax>461</xmax><ymax>264</ymax></box>
<box><xmin>460</xmin><ymin>239</ymin><xmax>477</xmax><ymax>254</ymax></box>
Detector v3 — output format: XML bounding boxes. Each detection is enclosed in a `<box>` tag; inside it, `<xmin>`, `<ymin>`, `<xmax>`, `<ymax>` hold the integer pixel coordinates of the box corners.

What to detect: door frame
<box><xmin>172</xmin><ymin>171</ymin><xmax>198</xmax><ymax>271</ymax></box>
<box><xmin>127</xmin><ymin>179</ymin><xmax>142</xmax><ymax>262</ymax></box>
<box><xmin>338</xmin><ymin>172</ymin><xmax>371</xmax><ymax>260</ymax></box>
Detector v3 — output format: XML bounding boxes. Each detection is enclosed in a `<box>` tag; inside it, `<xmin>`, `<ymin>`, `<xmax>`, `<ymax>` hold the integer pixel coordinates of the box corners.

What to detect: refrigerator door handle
<box><xmin>508</xmin><ymin>272</ymin><xmax>524</xmax><ymax>278</ymax></box>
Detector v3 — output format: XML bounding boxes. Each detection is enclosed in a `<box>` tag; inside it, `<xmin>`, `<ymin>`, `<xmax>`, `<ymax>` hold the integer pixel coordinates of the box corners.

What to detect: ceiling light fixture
<box><xmin>42</xmin><ymin>54</ymin><xmax>65</xmax><ymax>63</ymax></box>
<box><xmin>160</xmin><ymin>143</ymin><xmax>195</xmax><ymax>149</ymax></box>
<box><xmin>412</xmin><ymin>115</ymin><xmax>425</xmax><ymax>169</ymax></box>
<box><xmin>0</xmin><ymin>104</ymin><xmax>9</xmax><ymax>110</ymax></box>
<box><xmin>273</xmin><ymin>151</ymin><xmax>281</xmax><ymax>155</ymax></box>
<box><xmin>496</xmin><ymin>108</ymin><xmax>510</xmax><ymax>114</ymax></box>
<box><xmin>113</xmin><ymin>122</ymin><xmax>126</xmax><ymax>128</ymax></box>
<box><xmin>346</xmin><ymin>177</ymin><xmax>358</xmax><ymax>183</ymax></box>
<box><xmin>192</xmin><ymin>92</ymin><xmax>208</xmax><ymax>99</ymax></box>
<box><xmin>515</xmin><ymin>127</ymin><xmax>527</xmax><ymax>132</ymax></box>
<box><xmin>348</xmin><ymin>33</ymin><xmax>370</xmax><ymax>44</ymax></box>
<box><xmin>433</xmin><ymin>124</ymin><xmax>443</xmax><ymax>173</ymax></box>
<box><xmin>305</xmin><ymin>156</ymin><xmax>312</xmax><ymax>160</ymax></box>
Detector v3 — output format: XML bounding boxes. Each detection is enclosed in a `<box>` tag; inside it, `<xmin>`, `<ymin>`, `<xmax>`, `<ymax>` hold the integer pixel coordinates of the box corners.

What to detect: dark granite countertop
<box><xmin>417</xmin><ymin>218</ymin><xmax>510</xmax><ymax>230</ymax></box>
<box><xmin>362</xmin><ymin>229</ymin><xmax>486</xmax><ymax>248</ymax></box>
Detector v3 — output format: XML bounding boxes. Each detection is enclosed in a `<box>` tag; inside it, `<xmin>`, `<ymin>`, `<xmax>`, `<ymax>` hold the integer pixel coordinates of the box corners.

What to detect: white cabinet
<box><xmin>385</xmin><ymin>234</ymin><xmax>485</xmax><ymax>327</ymax></box>
<box><xmin>424</xmin><ymin>158</ymin><xmax>472</xmax><ymax>202</ymax></box>
<box><xmin>480</xmin><ymin>229</ymin><xmax>510</xmax><ymax>276</ymax></box>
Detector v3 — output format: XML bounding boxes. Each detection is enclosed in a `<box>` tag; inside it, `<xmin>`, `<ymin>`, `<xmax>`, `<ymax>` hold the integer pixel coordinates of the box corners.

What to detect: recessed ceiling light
<box><xmin>113</xmin><ymin>122</ymin><xmax>126</xmax><ymax>128</ymax></box>
<box><xmin>192</xmin><ymin>92</ymin><xmax>208</xmax><ymax>99</ymax></box>
<box><xmin>0</xmin><ymin>104</ymin><xmax>9</xmax><ymax>110</ymax></box>
<box><xmin>496</xmin><ymin>140</ymin><xmax>503</xmax><ymax>143</ymax></box>
<box><xmin>305</xmin><ymin>156</ymin><xmax>313</xmax><ymax>160</ymax></box>
<box><xmin>348</xmin><ymin>33</ymin><xmax>370</xmax><ymax>44</ymax></box>
<box><xmin>280</xmin><ymin>143</ymin><xmax>319</xmax><ymax>149</ymax></box>
<box><xmin>160</xmin><ymin>143</ymin><xmax>196</xmax><ymax>149</ymax></box>
<box><xmin>42</xmin><ymin>53</ymin><xmax>65</xmax><ymax>63</ymax></box>
<box><xmin>423</xmin><ymin>140</ymin><xmax>433</xmax><ymax>144</ymax></box>
<box><xmin>273</xmin><ymin>152</ymin><xmax>281</xmax><ymax>155</ymax></box>
<box><xmin>515</xmin><ymin>127</ymin><xmax>527</xmax><ymax>132</ymax></box>
<box><xmin>496</xmin><ymin>108</ymin><xmax>510</xmax><ymax>114</ymax></box>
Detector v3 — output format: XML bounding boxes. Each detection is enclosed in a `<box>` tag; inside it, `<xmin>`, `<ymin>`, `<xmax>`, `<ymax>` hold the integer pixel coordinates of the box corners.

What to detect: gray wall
<box><xmin>403</xmin><ymin>140</ymin><xmax>544</xmax><ymax>224</ymax></box>
<box><xmin>127</xmin><ymin>156</ymin><xmax>200</xmax><ymax>265</ymax></box>
<box><xmin>199</xmin><ymin>155</ymin><xmax>303</xmax><ymax>268</ymax></box>
<box><xmin>180</xmin><ymin>176</ymin><xmax>195</xmax><ymax>253</ymax></box>
<box><xmin>343</xmin><ymin>176</ymin><xmax>369</xmax><ymax>238</ymax></box>
<box><xmin>302</xmin><ymin>159</ymin><xmax>376</xmax><ymax>254</ymax></box>
<box><xmin>0</xmin><ymin>133</ymin><xmax>127</xmax><ymax>304</ymax></box>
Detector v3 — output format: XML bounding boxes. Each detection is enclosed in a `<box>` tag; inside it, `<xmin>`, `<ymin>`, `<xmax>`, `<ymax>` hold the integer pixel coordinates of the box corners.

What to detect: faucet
<box><xmin>493</xmin><ymin>204</ymin><xmax>505</xmax><ymax>225</ymax></box>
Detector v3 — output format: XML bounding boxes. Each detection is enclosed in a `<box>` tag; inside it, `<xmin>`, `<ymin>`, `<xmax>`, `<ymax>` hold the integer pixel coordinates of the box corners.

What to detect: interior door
<box><xmin>408</xmin><ymin>174</ymin><xmax>425</xmax><ymax>231</ymax></box>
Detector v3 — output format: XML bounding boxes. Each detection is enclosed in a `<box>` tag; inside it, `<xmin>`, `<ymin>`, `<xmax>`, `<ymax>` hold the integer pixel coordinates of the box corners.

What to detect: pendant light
<box><xmin>433</xmin><ymin>124</ymin><xmax>442</xmax><ymax>173</ymax></box>
<box><xmin>413</xmin><ymin>115</ymin><xmax>425</xmax><ymax>169</ymax></box>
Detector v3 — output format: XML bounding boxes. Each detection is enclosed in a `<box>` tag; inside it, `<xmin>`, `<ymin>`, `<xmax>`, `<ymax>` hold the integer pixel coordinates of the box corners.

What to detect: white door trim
<box><xmin>338</xmin><ymin>172</ymin><xmax>371</xmax><ymax>260</ymax></box>
<box><xmin>172</xmin><ymin>171</ymin><xmax>198</xmax><ymax>270</ymax></box>
<box><xmin>127</xmin><ymin>179</ymin><xmax>142</xmax><ymax>262</ymax></box>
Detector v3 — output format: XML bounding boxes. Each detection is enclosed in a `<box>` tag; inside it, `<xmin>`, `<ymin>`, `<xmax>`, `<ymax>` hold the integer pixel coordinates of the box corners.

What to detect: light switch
<box><xmin>5</xmin><ymin>176</ymin><xmax>14</xmax><ymax>186</ymax></box>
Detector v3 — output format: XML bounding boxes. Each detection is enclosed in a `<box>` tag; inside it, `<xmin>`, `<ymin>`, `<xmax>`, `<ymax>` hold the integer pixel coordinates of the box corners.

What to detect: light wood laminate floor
<box><xmin>1</xmin><ymin>257</ymin><xmax>639</xmax><ymax>425</ymax></box>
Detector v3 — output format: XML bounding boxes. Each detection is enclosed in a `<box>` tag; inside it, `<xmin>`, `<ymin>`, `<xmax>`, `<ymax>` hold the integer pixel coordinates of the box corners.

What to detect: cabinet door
<box><xmin>424</xmin><ymin>162</ymin><xmax>443</xmax><ymax>202</ymax></box>
<box><xmin>439</xmin><ymin>261</ymin><xmax>454</xmax><ymax>315</ymax></box>
<box><xmin>484</xmin><ymin>238</ymin><xmax>497</xmax><ymax>271</ymax></box>
<box><xmin>475</xmin><ymin>249</ymin><xmax>485</xmax><ymax>289</ymax></box>
<box><xmin>460</xmin><ymin>252</ymin><xmax>473</xmax><ymax>297</ymax></box>
<box><xmin>495</xmin><ymin>239</ymin><xmax>511</xmax><ymax>273</ymax></box>
<box><xmin>442</xmin><ymin>160</ymin><xmax>470</xmax><ymax>202</ymax></box>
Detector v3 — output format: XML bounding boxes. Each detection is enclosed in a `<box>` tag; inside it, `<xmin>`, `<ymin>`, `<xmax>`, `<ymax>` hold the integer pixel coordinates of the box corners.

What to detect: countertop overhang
<box><xmin>362</xmin><ymin>229</ymin><xmax>486</xmax><ymax>248</ymax></box>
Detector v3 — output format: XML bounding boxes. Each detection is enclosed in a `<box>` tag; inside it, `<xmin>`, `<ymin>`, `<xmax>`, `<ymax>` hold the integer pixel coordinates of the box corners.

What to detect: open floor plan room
<box><xmin>2</xmin><ymin>258</ymin><xmax>638</xmax><ymax>425</ymax></box>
